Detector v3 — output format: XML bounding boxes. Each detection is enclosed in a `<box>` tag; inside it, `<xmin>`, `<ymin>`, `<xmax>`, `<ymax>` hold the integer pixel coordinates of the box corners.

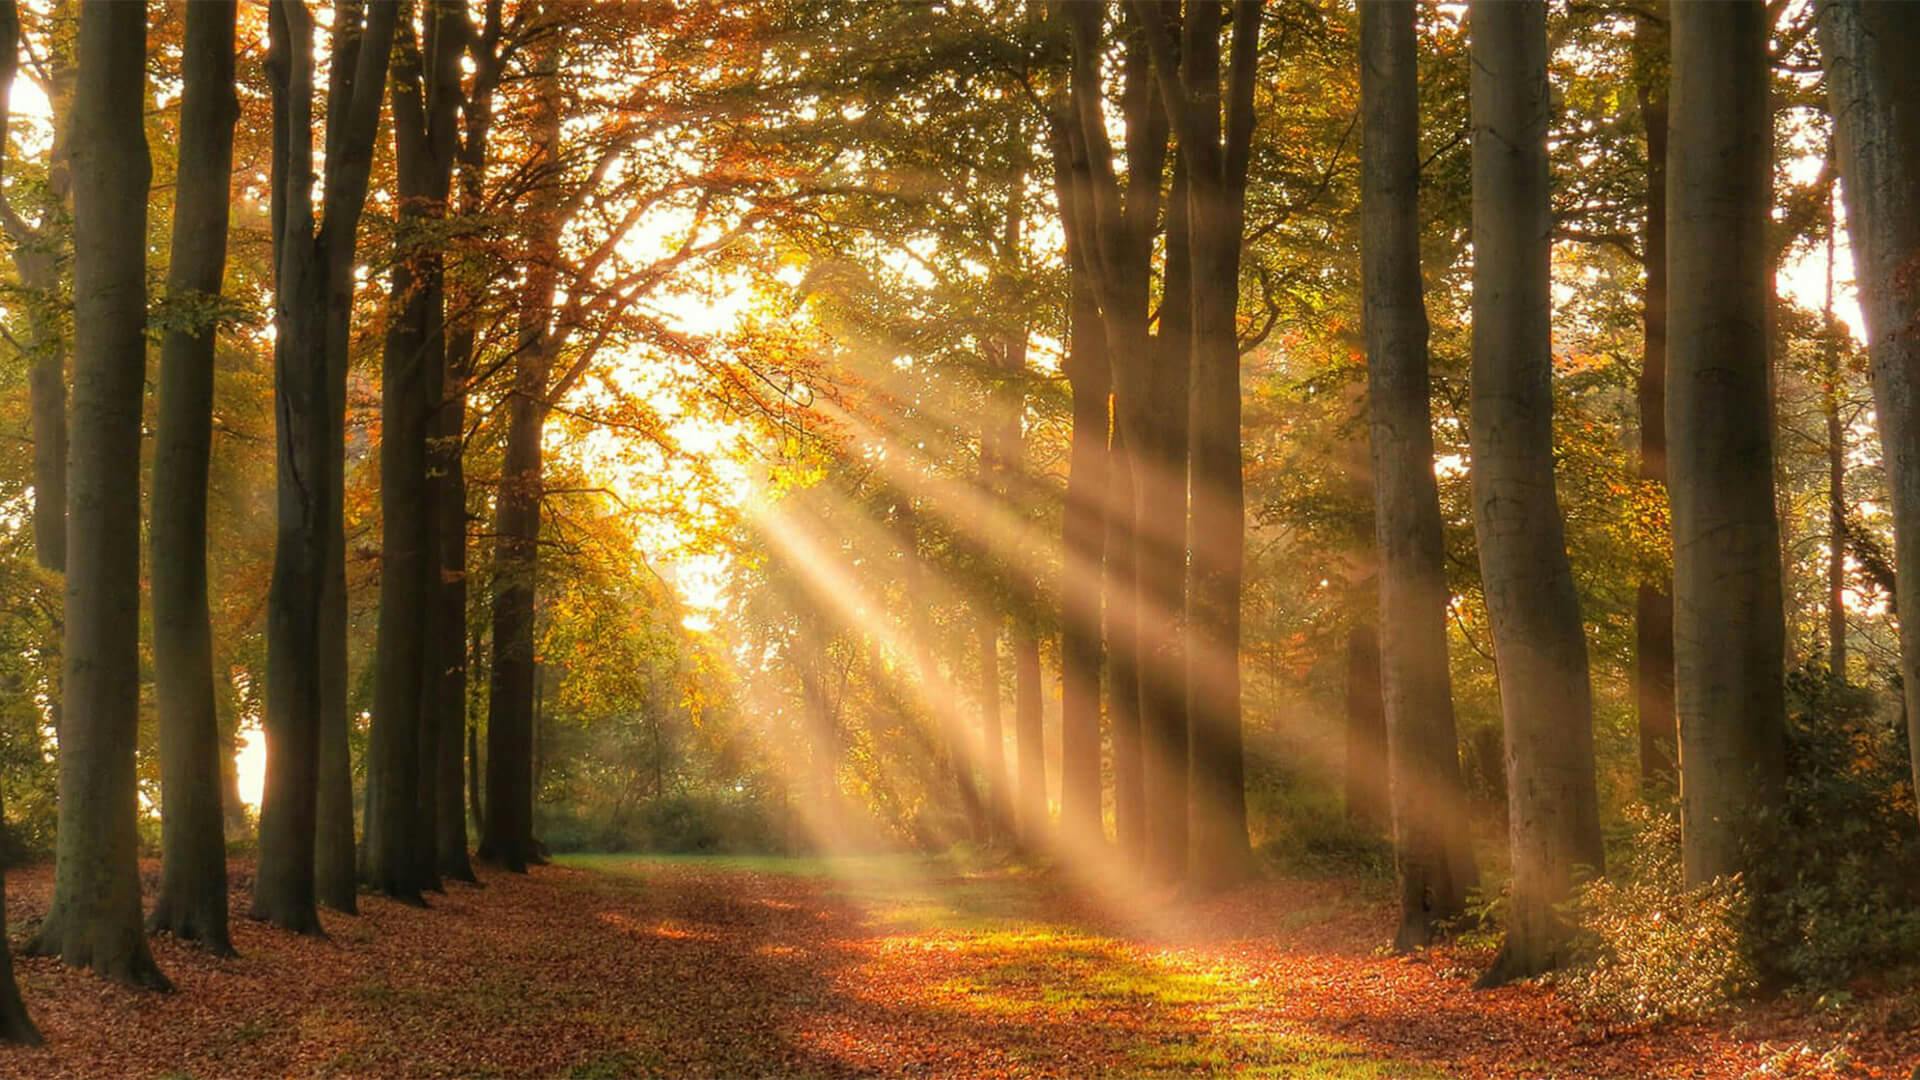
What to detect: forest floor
<box><xmin>0</xmin><ymin>854</ymin><xmax>1915</xmax><ymax>1079</ymax></box>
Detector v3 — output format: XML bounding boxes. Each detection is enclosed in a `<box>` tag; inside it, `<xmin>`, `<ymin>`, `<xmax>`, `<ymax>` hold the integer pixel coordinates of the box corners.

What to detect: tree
<box><xmin>431</xmin><ymin>0</ymin><xmax>505</xmax><ymax>887</ymax></box>
<box><xmin>1467</xmin><ymin>0</ymin><xmax>1604</xmax><ymax>985</ymax></box>
<box><xmin>1054</xmin><ymin>146</ymin><xmax>1110</xmax><ymax>852</ymax></box>
<box><xmin>0</xmin><ymin>786</ymin><xmax>38</xmax><ymax>1043</ymax></box>
<box><xmin>1820</xmin><ymin>0</ymin><xmax>1920</xmax><ymax>830</ymax></box>
<box><xmin>1667</xmin><ymin>0</ymin><xmax>1787</xmax><ymax>889</ymax></box>
<box><xmin>1632</xmin><ymin>5</ymin><xmax>1677</xmax><ymax>789</ymax></box>
<box><xmin>363</xmin><ymin>0</ymin><xmax>465</xmax><ymax>904</ymax></box>
<box><xmin>0</xmin><ymin>0</ymin><xmax>70</xmax><ymax>579</ymax></box>
<box><xmin>1059</xmin><ymin>2</ymin><xmax>1186</xmax><ymax>880</ymax></box>
<box><xmin>254</xmin><ymin>0</ymin><xmax>398</xmax><ymax>932</ymax></box>
<box><xmin>1357</xmin><ymin>0</ymin><xmax>1477</xmax><ymax>950</ymax></box>
<box><xmin>149</xmin><ymin>0</ymin><xmax>240</xmax><ymax>957</ymax></box>
<box><xmin>1133</xmin><ymin>0</ymin><xmax>1261</xmax><ymax>889</ymax></box>
<box><xmin>25</xmin><ymin>0</ymin><xmax>163</xmax><ymax>988</ymax></box>
<box><xmin>480</xmin><ymin>39</ymin><xmax>562</xmax><ymax>872</ymax></box>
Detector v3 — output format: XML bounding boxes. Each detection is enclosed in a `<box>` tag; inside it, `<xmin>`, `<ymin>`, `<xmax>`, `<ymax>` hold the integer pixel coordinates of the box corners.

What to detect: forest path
<box><xmin>0</xmin><ymin>855</ymin><xmax>1912</xmax><ymax>1078</ymax></box>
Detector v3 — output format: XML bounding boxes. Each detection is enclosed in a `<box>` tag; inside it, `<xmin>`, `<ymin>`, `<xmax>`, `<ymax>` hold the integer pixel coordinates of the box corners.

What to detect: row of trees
<box><xmin>0</xmin><ymin>0</ymin><xmax>786</xmax><ymax>1041</ymax></box>
<box><xmin>724</xmin><ymin>0</ymin><xmax>1920</xmax><ymax>992</ymax></box>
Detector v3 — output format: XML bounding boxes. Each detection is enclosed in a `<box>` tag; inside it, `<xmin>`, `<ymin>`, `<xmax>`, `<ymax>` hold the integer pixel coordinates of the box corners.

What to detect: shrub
<box><xmin>1751</xmin><ymin>668</ymin><xmax>1920</xmax><ymax>988</ymax></box>
<box><xmin>1559</xmin><ymin>804</ymin><xmax>1757</xmax><ymax>1022</ymax></box>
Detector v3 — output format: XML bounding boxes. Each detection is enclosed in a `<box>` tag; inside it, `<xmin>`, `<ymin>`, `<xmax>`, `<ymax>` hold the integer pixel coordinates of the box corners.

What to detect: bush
<box><xmin>1253</xmin><ymin>781</ymin><xmax>1394</xmax><ymax>878</ymax></box>
<box><xmin>1560</xmin><ymin>804</ymin><xmax>1757</xmax><ymax>1022</ymax></box>
<box><xmin>537</xmin><ymin>789</ymin><xmax>791</xmax><ymax>856</ymax></box>
<box><xmin>1752</xmin><ymin>668</ymin><xmax>1920</xmax><ymax>988</ymax></box>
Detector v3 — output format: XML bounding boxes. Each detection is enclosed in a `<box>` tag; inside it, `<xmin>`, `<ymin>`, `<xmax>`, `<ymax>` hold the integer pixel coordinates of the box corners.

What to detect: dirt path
<box><xmin>0</xmin><ymin>856</ymin><xmax>1911</xmax><ymax>1078</ymax></box>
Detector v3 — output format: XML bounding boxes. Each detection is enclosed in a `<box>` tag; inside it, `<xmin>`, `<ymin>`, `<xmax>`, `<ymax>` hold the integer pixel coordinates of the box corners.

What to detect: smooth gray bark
<box><xmin>1669</xmin><ymin>0</ymin><xmax>1787</xmax><ymax>889</ymax></box>
<box><xmin>149</xmin><ymin>0</ymin><xmax>239</xmax><ymax>957</ymax></box>
<box><xmin>26</xmin><ymin>0</ymin><xmax>162</xmax><ymax>989</ymax></box>
<box><xmin>1467</xmin><ymin>0</ymin><xmax>1604</xmax><ymax>985</ymax></box>
<box><xmin>1358</xmin><ymin>0</ymin><xmax>1478</xmax><ymax>950</ymax></box>
<box><xmin>1820</xmin><ymin>0</ymin><xmax>1920</xmax><ymax>830</ymax></box>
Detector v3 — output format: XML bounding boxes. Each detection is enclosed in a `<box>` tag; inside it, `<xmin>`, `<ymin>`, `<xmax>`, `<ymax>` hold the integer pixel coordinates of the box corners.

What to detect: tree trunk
<box><xmin>1669</xmin><ymin>0</ymin><xmax>1788</xmax><ymax>890</ymax></box>
<box><xmin>363</xmin><ymin>0</ymin><xmax>460</xmax><ymax>905</ymax></box>
<box><xmin>1135</xmin><ymin>161</ymin><xmax>1192</xmax><ymax>885</ymax></box>
<box><xmin>1821</xmin><ymin>167</ymin><xmax>1848</xmax><ymax>682</ymax></box>
<box><xmin>0</xmin><ymin>0</ymin><xmax>72</xmax><ymax>578</ymax></box>
<box><xmin>1633</xmin><ymin>7</ymin><xmax>1678</xmax><ymax>791</ymax></box>
<box><xmin>1342</xmin><ymin>624</ymin><xmax>1387</xmax><ymax>834</ymax></box>
<box><xmin>1820</xmin><ymin>0</ymin><xmax>1920</xmax><ymax>830</ymax></box>
<box><xmin>1013</xmin><ymin>620</ymin><xmax>1046</xmax><ymax>845</ymax></box>
<box><xmin>27</xmin><ymin>0</ymin><xmax>164</xmax><ymax>989</ymax></box>
<box><xmin>1136</xmin><ymin>0</ymin><xmax>1260</xmax><ymax>891</ymax></box>
<box><xmin>1057</xmin><ymin>264</ymin><xmax>1109</xmax><ymax>848</ymax></box>
<box><xmin>1059</xmin><ymin>2</ymin><xmax>1172</xmax><ymax>874</ymax></box>
<box><xmin>480</xmin><ymin>48</ymin><xmax>561</xmax><ymax>873</ymax></box>
<box><xmin>1107</xmin><ymin>426</ymin><xmax>1145</xmax><ymax>863</ymax></box>
<box><xmin>1359</xmin><ymin>0</ymin><xmax>1479</xmax><ymax>948</ymax></box>
<box><xmin>1467</xmin><ymin>0</ymin><xmax>1604</xmax><ymax>986</ymax></box>
<box><xmin>976</xmin><ymin>613</ymin><xmax>1006</xmax><ymax>843</ymax></box>
<box><xmin>149</xmin><ymin>0</ymin><xmax>239</xmax><ymax>958</ymax></box>
<box><xmin>254</xmin><ymin>0</ymin><xmax>397</xmax><ymax>933</ymax></box>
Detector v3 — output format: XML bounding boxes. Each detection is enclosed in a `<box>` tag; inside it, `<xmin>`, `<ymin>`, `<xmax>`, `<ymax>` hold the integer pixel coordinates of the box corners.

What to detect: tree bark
<box><xmin>1820</xmin><ymin>0</ymin><xmax>1920</xmax><ymax>830</ymax></box>
<box><xmin>0</xmin><ymin>0</ymin><xmax>72</xmax><ymax>578</ymax></box>
<box><xmin>1056</xmin><ymin>245</ymin><xmax>1109</xmax><ymax>849</ymax></box>
<box><xmin>1059</xmin><ymin>3</ymin><xmax>1171</xmax><ymax>875</ymax></box>
<box><xmin>1633</xmin><ymin>7</ymin><xmax>1678</xmax><ymax>791</ymax></box>
<box><xmin>480</xmin><ymin>42</ymin><xmax>561</xmax><ymax>873</ymax></box>
<box><xmin>1669</xmin><ymin>0</ymin><xmax>1788</xmax><ymax>890</ymax></box>
<box><xmin>1107</xmin><ymin>426</ymin><xmax>1145</xmax><ymax>863</ymax></box>
<box><xmin>1013</xmin><ymin>620</ymin><xmax>1046</xmax><ymax>846</ymax></box>
<box><xmin>1359</xmin><ymin>0</ymin><xmax>1478</xmax><ymax>949</ymax></box>
<box><xmin>26</xmin><ymin>0</ymin><xmax>164</xmax><ymax>988</ymax></box>
<box><xmin>432</xmin><ymin>0</ymin><xmax>501</xmax><ymax>888</ymax></box>
<box><xmin>1467</xmin><ymin>0</ymin><xmax>1604</xmax><ymax>986</ymax></box>
<box><xmin>975</xmin><ymin>613</ymin><xmax>1006</xmax><ymax>843</ymax></box>
<box><xmin>363</xmin><ymin>0</ymin><xmax>462</xmax><ymax>905</ymax></box>
<box><xmin>1133</xmin><ymin>0</ymin><xmax>1261</xmax><ymax>891</ymax></box>
<box><xmin>1342</xmin><ymin>623</ymin><xmax>1387</xmax><ymax>834</ymax></box>
<box><xmin>149</xmin><ymin>0</ymin><xmax>239</xmax><ymax>958</ymax></box>
<box><xmin>1824</xmin><ymin>168</ymin><xmax>1847</xmax><ymax>682</ymax></box>
<box><xmin>255</xmin><ymin>0</ymin><xmax>398</xmax><ymax>933</ymax></box>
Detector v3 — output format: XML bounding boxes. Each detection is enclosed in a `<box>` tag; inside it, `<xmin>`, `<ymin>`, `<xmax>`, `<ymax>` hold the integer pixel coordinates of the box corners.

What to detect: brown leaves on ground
<box><xmin>0</xmin><ymin>856</ymin><xmax>1913</xmax><ymax>1078</ymax></box>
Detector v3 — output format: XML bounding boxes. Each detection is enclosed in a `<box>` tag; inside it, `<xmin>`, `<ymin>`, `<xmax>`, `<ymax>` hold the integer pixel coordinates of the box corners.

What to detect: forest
<box><xmin>0</xmin><ymin>0</ymin><xmax>1915</xmax><ymax>1076</ymax></box>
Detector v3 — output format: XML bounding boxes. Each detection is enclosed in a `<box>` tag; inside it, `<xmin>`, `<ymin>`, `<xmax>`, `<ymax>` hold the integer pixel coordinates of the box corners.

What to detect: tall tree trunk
<box><xmin>254</xmin><ymin>0</ymin><xmax>397</xmax><ymax>933</ymax></box>
<box><xmin>1057</xmin><ymin>263</ymin><xmax>1110</xmax><ymax>848</ymax></box>
<box><xmin>1107</xmin><ymin>427</ymin><xmax>1145</xmax><ymax>862</ymax></box>
<box><xmin>1133</xmin><ymin>0</ymin><xmax>1260</xmax><ymax>890</ymax></box>
<box><xmin>1669</xmin><ymin>0</ymin><xmax>1788</xmax><ymax>890</ymax></box>
<box><xmin>1359</xmin><ymin>0</ymin><xmax>1478</xmax><ymax>949</ymax></box>
<box><xmin>1341</xmin><ymin>623</ymin><xmax>1387</xmax><ymax>834</ymax></box>
<box><xmin>1139</xmin><ymin>162</ymin><xmax>1191</xmax><ymax>884</ymax></box>
<box><xmin>0</xmin><ymin>0</ymin><xmax>73</xmax><ymax>578</ymax></box>
<box><xmin>1822</xmin><ymin>168</ymin><xmax>1848</xmax><ymax>682</ymax></box>
<box><xmin>149</xmin><ymin>0</ymin><xmax>239</xmax><ymax>957</ymax></box>
<box><xmin>364</xmin><ymin>0</ymin><xmax>461</xmax><ymax>904</ymax></box>
<box><xmin>26</xmin><ymin>0</ymin><xmax>164</xmax><ymax>989</ymax></box>
<box><xmin>432</xmin><ymin>1</ymin><xmax>500</xmax><ymax>888</ymax></box>
<box><xmin>1819</xmin><ymin>0</ymin><xmax>1920</xmax><ymax>830</ymax></box>
<box><xmin>480</xmin><ymin>45</ymin><xmax>561</xmax><ymax>873</ymax></box>
<box><xmin>975</xmin><ymin>613</ymin><xmax>1006</xmax><ymax>842</ymax></box>
<box><xmin>1059</xmin><ymin>1</ymin><xmax>1171</xmax><ymax>873</ymax></box>
<box><xmin>1013</xmin><ymin>620</ymin><xmax>1046</xmax><ymax>845</ymax></box>
<box><xmin>1467</xmin><ymin>0</ymin><xmax>1604</xmax><ymax>986</ymax></box>
<box><xmin>1633</xmin><ymin>7</ymin><xmax>1678</xmax><ymax>791</ymax></box>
